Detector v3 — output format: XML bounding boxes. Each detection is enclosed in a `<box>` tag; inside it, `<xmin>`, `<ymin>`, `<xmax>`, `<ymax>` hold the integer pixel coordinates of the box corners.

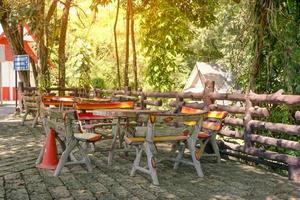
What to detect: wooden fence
<box><xmin>19</xmin><ymin>81</ymin><xmax>300</xmax><ymax>182</ymax></box>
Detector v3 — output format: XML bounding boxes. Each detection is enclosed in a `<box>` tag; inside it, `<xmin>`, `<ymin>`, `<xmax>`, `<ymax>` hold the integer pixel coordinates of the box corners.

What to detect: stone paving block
<box><xmin>26</xmin><ymin>182</ymin><xmax>48</xmax><ymax>194</ymax></box>
<box><xmin>22</xmin><ymin>168</ymin><xmax>40</xmax><ymax>175</ymax></box>
<box><xmin>29</xmin><ymin>193</ymin><xmax>53</xmax><ymax>200</ymax></box>
<box><xmin>87</xmin><ymin>182</ymin><xmax>109</xmax><ymax>195</ymax></box>
<box><xmin>96</xmin><ymin>193</ymin><xmax>118</xmax><ymax>200</ymax></box>
<box><xmin>23</xmin><ymin>174</ymin><xmax>43</xmax><ymax>184</ymax></box>
<box><xmin>59</xmin><ymin>197</ymin><xmax>75</xmax><ymax>200</ymax></box>
<box><xmin>110</xmin><ymin>183</ymin><xmax>131</xmax><ymax>199</ymax></box>
<box><xmin>130</xmin><ymin>187</ymin><xmax>157</xmax><ymax>200</ymax></box>
<box><xmin>42</xmin><ymin>176</ymin><xmax>64</xmax><ymax>187</ymax></box>
<box><xmin>70</xmin><ymin>189</ymin><xmax>96</xmax><ymax>200</ymax></box>
<box><xmin>48</xmin><ymin>186</ymin><xmax>71</xmax><ymax>199</ymax></box>
<box><xmin>6</xmin><ymin>189</ymin><xmax>29</xmax><ymax>200</ymax></box>
<box><xmin>4</xmin><ymin>172</ymin><xmax>21</xmax><ymax>180</ymax></box>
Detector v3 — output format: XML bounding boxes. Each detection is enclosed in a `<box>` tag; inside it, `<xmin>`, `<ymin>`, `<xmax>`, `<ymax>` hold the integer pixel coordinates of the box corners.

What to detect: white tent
<box><xmin>183</xmin><ymin>62</ymin><xmax>232</xmax><ymax>93</ymax></box>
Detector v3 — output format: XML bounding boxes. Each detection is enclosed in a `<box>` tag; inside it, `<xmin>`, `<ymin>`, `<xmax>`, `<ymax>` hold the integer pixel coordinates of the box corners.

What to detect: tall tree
<box><xmin>113</xmin><ymin>0</ymin><xmax>121</xmax><ymax>88</ymax></box>
<box><xmin>130</xmin><ymin>0</ymin><xmax>138</xmax><ymax>90</ymax></box>
<box><xmin>58</xmin><ymin>0</ymin><xmax>72</xmax><ymax>94</ymax></box>
<box><xmin>35</xmin><ymin>0</ymin><xmax>50</xmax><ymax>89</ymax></box>
<box><xmin>124</xmin><ymin>0</ymin><xmax>130</xmax><ymax>88</ymax></box>
<box><xmin>249</xmin><ymin>0</ymin><xmax>270</xmax><ymax>91</ymax></box>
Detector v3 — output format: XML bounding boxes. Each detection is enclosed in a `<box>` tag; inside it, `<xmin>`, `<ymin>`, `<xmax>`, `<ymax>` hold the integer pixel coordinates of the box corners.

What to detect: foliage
<box><xmin>138</xmin><ymin>0</ymin><xmax>217</xmax><ymax>91</ymax></box>
<box><xmin>91</xmin><ymin>77</ymin><xmax>106</xmax><ymax>89</ymax></box>
<box><xmin>253</xmin><ymin>0</ymin><xmax>300</xmax><ymax>94</ymax></box>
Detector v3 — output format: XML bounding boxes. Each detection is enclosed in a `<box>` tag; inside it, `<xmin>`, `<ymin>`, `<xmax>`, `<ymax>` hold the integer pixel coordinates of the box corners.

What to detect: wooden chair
<box><xmin>125</xmin><ymin>113</ymin><xmax>206</xmax><ymax>185</ymax></box>
<box><xmin>39</xmin><ymin>108</ymin><xmax>102</xmax><ymax>176</ymax></box>
<box><xmin>181</xmin><ymin>106</ymin><xmax>228</xmax><ymax>162</ymax></box>
<box><xmin>22</xmin><ymin>95</ymin><xmax>41</xmax><ymax>127</ymax></box>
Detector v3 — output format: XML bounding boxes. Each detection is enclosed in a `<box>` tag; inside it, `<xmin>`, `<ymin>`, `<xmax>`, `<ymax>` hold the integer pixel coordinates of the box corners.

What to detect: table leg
<box><xmin>188</xmin><ymin>124</ymin><xmax>204</xmax><ymax>177</ymax></box>
<box><xmin>108</xmin><ymin>118</ymin><xmax>120</xmax><ymax>166</ymax></box>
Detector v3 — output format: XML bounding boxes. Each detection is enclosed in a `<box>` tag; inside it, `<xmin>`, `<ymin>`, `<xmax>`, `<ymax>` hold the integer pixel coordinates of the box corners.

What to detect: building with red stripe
<box><xmin>0</xmin><ymin>25</ymin><xmax>37</xmax><ymax>101</ymax></box>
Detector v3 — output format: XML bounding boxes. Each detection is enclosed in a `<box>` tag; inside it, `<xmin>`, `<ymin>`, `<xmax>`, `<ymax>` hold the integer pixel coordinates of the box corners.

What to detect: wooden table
<box><xmin>93</xmin><ymin>109</ymin><xmax>167</xmax><ymax>165</ymax></box>
<box><xmin>123</xmin><ymin>110</ymin><xmax>208</xmax><ymax>185</ymax></box>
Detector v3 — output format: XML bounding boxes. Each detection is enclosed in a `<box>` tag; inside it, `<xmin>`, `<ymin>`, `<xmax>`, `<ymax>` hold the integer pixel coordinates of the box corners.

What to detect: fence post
<box><xmin>141</xmin><ymin>91</ymin><xmax>147</xmax><ymax>110</ymax></box>
<box><xmin>289</xmin><ymin>165</ymin><xmax>300</xmax><ymax>183</ymax></box>
<box><xmin>243</xmin><ymin>93</ymin><xmax>253</xmax><ymax>149</ymax></box>
<box><xmin>203</xmin><ymin>80</ymin><xmax>215</xmax><ymax>111</ymax></box>
<box><xmin>174</xmin><ymin>93</ymin><xmax>184</xmax><ymax>113</ymax></box>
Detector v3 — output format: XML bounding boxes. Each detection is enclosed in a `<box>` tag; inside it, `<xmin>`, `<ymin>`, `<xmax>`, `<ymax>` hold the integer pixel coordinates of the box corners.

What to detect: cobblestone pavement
<box><xmin>0</xmin><ymin>104</ymin><xmax>15</xmax><ymax>119</ymax></box>
<box><xmin>0</xmin><ymin>116</ymin><xmax>300</xmax><ymax>200</ymax></box>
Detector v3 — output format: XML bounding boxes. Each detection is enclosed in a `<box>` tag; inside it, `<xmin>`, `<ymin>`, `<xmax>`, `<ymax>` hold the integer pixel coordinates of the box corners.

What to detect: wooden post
<box><xmin>295</xmin><ymin>111</ymin><xmax>300</xmax><ymax>121</ymax></box>
<box><xmin>174</xmin><ymin>93</ymin><xmax>184</xmax><ymax>113</ymax></box>
<box><xmin>289</xmin><ymin>165</ymin><xmax>300</xmax><ymax>183</ymax></box>
<box><xmin>244</xmin><ymin>93</ymin><xmax>253</xmax><ymax>149</ymax></box>
<box><xmin>203</xmin><ymin>80</ymin><xmax>215</xmax><ymax>111</ymax></box>
<box><xmin>124</xmin><ymin>86</ymin><xmax>129</xmax><ymax>95</ymax></box>
<box><xmin>18</xmin><ymin>82</ymin><xmax>24</xmax><ymax>112</ymax></box>
<box><xmin>141</xmin><ymin>92</ymin><xmax>147</xmax><ymax>110</ymax></box>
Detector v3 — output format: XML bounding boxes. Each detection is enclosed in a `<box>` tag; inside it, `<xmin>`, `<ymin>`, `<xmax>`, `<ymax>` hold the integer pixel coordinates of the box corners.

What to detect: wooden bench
<box><xmin>181</xmin><ymin>106</ymin><xmax>228</xmax><ymax>162</ymax></box>
<box><xmin>38</xmin><ymin>108</ymin><xmax>102</xmax><ymax>176</ymax></box>
<box><xmin>125</xmin><ymin>112</ymin><xmax>207</xmax><ymax>185</ymax></box>
<box><xmin>22</xmin><ymin>95</ymin><xmax>41</xmax><ymax>127</ymax></box>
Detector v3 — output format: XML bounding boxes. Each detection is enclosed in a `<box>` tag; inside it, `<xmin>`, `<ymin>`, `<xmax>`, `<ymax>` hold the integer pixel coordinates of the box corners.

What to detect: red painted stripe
<box><xmin>2</xmin><ymin>87</ymin><xmax>10</xmax><ymax>100</ymax></box>
<box><xmin>12</xmin><ymin>87</ymin><xmax>16</xmax><ymax>100</ymax></box>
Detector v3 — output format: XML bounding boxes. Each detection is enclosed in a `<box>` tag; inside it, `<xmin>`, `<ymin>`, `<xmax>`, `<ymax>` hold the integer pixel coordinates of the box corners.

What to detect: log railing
<box><xmin>19</xmin><ymin>81</ymin><xmax>300</xmax><ymax>182</ymax></box>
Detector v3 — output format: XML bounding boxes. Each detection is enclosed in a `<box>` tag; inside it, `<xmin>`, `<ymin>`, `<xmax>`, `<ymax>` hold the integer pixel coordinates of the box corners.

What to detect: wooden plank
<box><xmin>135</xmin><ymin>126</ymin><xmax>187</xmax><ymax>137</ymax></box>
<box><xmin>222</xmin><ymin>141</ymin><xmax>300</xmax><ymax>166</ymax></box>
<box><xmin>249</xmin><ymin>120</ymin><xmax>300</xmax><ymax>136</ymax></box>
<box><xmin>25</xmin><ymin>102</ymin><xmax>39</xmax><ymax>108</ymax></box>
<box><xmin>250</xmin><ymin>134</ymin><xmax>300</xmax><ymax>151</ymax></box>
<box><xmin>219</xmin><ymin>130</ymin><xmax>244</xmax><ymax>138</ymax></box>
<box><xmin>23</xmin><ymin>96</ymin><xmax>40</xmax><ymax>101</ymax></box>
<box><xmin>224</xmin><ymin>118</ymin><xmax>244</xmax><ymax>126</ymax></box>
<box><xmin>249</xmin><ymin>91</ymin><xmax>300</xmax><ymax>105</ymax></box>
<box><xmin>42</xmin><ymin>108</ymin><xmax>77</xmax><ymax>120</ymax></box>
<box><xmin>143</xmin><ymin>99</ymin><xmax>162</xmax><ymax>106</ymax></box>
<box><xmin>220</xmin><ymin>149</ymin><xmax>288</xmax><ymax>170</ymax></box>
<box><xmin>138</xmin><ymin>112</ymin><xmax>207</xmax><ymax>124</ymax></box>
<box><xmin>75</xmin><ymin>101</ymin><xmax>134</xmax><ymax>110</ymax></box>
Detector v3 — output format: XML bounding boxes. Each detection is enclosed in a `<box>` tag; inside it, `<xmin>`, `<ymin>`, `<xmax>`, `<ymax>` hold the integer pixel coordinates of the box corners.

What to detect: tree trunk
<box><xmin>124</xmin><ymin>0</ymin><xmax>130</xmax><ymax>88</ymax></box>
<box><xmin>130</xmin><ymin>0</ymin><xmax>138</xmax><ymax>90</ymax></box>
<box><xmin>36</xmin><ymin>0</ymin><xmax>50</xmax><ymax>89</ymax></box>
<box><xmin>58</xmin><ymin>0</ymin><xmax>72</xmax><ymax>95</ymax></box>
<box><xmin>30</xmin><ymin>59</ymin><xmax>38</xmax><ymax>86</ymax></box>
<box><xmin>0</xmin><ymin>2</ymin><xmax>30</xmax><ymax>86</ymax></box>
<box><xmin>114</xmin><ymin>0</ymin><xmax>121</xmax><ymax>88</ymax></box>
<box><xmin>249</xmin><ymin>0</ymin><xmax>270</xmax><ymax>92</ymax></box>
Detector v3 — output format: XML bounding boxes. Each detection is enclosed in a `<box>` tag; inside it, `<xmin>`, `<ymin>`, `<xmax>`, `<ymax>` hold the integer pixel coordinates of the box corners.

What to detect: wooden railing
<box><xmin>19</xmin><ymin>81</ymin><xmax>300</xmax><ymax>182</ymax></box>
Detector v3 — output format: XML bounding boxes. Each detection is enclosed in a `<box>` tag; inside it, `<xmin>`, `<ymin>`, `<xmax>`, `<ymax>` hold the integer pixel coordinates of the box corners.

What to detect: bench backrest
<box><xmin>75</xmin><ymin>101</ymin><xmax>135</xmax><ymax>110</ymax></box>
<box><xmin>42</xmin><ymin>96</ymin><xmax>75</xmax><ymax>107</ymax></box>
<box><xmin>23</xmin><ymin>95</ymin><xmax>41</xmax><ymax>111</ymax></box>
<box><xmin>181</xmin><ymin>106</ymin><xmax>228</xmax><ymax>132</ymax></box>
<box><xmin>42</xmin><ymin>108</ymin><xmax>78</xmax><ymax>141</ymax></box>
<box><xmin>134</xmin><ymin>113</ymin><xmax>205</xmax><ymax>137</ymax></box>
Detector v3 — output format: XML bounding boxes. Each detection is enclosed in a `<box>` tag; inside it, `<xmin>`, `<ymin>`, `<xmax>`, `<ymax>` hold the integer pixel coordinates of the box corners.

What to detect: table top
<box><xmin>93</xmin><ymin>109</ymin><xmax>207</xmax><ymax>117</ymax></box>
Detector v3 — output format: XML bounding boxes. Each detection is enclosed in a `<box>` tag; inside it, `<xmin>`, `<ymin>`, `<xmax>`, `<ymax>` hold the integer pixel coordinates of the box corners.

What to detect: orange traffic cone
<box><xmin>36</xmin><ymin>128</ymin><xmax>59</xmax><ymax>170</ymax></box>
